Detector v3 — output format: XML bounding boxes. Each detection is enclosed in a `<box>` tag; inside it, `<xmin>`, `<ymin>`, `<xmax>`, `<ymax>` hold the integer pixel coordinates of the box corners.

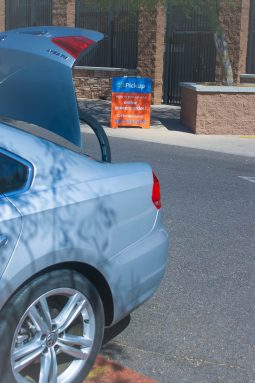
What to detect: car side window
<box><xmin>0</xmin><ymin>152</ymin><xmax>29</xmax><ymax>195</ymax></box>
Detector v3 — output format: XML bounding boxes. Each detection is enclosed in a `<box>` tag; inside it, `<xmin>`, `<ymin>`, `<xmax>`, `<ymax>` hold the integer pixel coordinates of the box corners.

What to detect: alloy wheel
<box><xmin>11</xmin><ymin>288</ymin><xmax>96</xmax><ymax>383</ymax></box>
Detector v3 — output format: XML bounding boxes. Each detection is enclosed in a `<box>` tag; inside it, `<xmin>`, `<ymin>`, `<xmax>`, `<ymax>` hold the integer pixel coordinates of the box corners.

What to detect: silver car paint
<box><xmin>0</xmin><ymin>124</ymin><xmax>169</xmax><ymax>323</ymax></box>
<box><xmin>0</xmin><ymin>27</ymin><xmax>104</xmax><ymax>146</ymax></box>
<box><xmin>0</xmin><ymin>25</ymin><xmax>169</xmax><ymax>325</ymax></box>
<box><xmin>0</xmin><ymin>196</ymin><xmax>22</xmax><ymax>276</ymax></box>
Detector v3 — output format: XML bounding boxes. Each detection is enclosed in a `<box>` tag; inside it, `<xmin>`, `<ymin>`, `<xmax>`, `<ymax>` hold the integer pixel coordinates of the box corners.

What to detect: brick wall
<box><xmin>137</xmin><ymin>4</ymin><xmax>166</xmax><ymax>104</ymax></box>
<box><xmin>181</xmin><ymin>85</ymin><xmax>255</xmax><ymax>135</ymax></box>
<box><xmin>51</xmin><ymin>1</ymin><xmax>166</xmax><ymax>104</ymax></box>
<box><xmin>0</xmin><ymin>0</ymin><xmax>4</xmax><ymax>31</ymax></box>
<box><xmin>216</xmin><ymin>0</ymin><xmax>251</xmax><ymax>83</ymax></box>
<box><xmin>239</xmin><ymin>0</ymin><xmax>251</xmax><ymax>75</ymax></box>
<box><xmin>74</xmin><ymin>3</ymin><xmax>166</xmax><ymax>104</ymax></box>
<box><xmin>180</xmin><ymin>88</ymin><xmax>198</xmax><ymax>132</ymax></box>
<box><xmin>154</xmin><ymin>4</ymin><xmax>166</xmax><ymax>104</ymax></box>
<box><xmin>240</xmin><ymin>74</ymin><xmax>255</xmax><ymax>83</ymax></box>
<box><xmin>74</xmin><ymin>68</ymin><xmax>137</xmax><ymax>100</ymax></box>
<box><xmin>52</xmin><ymin>0</ymin><xmax>75</xmax><ymax>26</ymax></box>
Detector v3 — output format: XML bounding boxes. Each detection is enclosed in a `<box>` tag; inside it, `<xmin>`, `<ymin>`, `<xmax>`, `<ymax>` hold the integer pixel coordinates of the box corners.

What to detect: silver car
<box><xmin>0</xmin><ymin>27</ymin><xmax>169</xmax><ymax>383</ymax></box>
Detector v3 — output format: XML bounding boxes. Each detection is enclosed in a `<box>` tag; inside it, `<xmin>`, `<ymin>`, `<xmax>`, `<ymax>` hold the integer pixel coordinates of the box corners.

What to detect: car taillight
<box><xmin>51</xmin><ymin>36</ymin><xmax>95</xmax><ymax>59</ymax></box>
<box><xmin>152</xmin><ymin>171</ymin><xmax>161</xmax><ymax>209</ymax></box>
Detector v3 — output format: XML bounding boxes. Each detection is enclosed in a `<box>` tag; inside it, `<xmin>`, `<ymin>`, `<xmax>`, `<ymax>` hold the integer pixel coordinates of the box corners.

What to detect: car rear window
<box><xmin>0</xmin><ymin>152</ymin><xmax>29</xmax><ymax>195</ymax></box>
<box><xmin>0</xmin><ymin>117</ymin><xmax>84</xmax><ymax>155</ymax></box>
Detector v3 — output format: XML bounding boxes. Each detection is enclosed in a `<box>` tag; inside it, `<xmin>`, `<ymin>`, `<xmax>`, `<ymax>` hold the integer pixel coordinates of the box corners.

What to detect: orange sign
<box><xmin>110</xmin><ymin>77</ymin><xmax>152</xmax><ymax>129</ymax></box>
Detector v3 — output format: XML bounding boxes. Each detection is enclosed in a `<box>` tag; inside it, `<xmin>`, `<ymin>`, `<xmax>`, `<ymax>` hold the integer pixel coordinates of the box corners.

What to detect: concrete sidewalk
<box><xmin>79</xmin><ymin>99</ymin><xmax>255</xmax><ymax>158</ymax></box>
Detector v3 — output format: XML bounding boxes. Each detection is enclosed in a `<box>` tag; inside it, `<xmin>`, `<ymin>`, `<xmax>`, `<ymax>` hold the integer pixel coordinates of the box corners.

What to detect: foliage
<box><xmin>80</xmin><ymin>0</ymin><xmax>239</xmax><ymax>33</ymax></box>
<box><xmin>171</xmin><ymin>0</ymin><xmax>239</xmax><ymax>31</ymax></box>
<box><xmin>80</xmin><ymin>0</ymin><xmax>239</xmax><ymax>26</ymax></box>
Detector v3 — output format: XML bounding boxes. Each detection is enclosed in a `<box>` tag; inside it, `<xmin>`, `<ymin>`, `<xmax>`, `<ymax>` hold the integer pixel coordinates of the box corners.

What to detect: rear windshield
<box><xmin>0</xmin><ymin>117</ymin><xmax>85</xmax><ymax>155</ymax></box>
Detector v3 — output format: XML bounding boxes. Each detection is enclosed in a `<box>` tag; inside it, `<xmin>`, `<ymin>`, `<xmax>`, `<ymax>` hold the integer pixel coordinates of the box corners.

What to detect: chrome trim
<box><xmin>0</xmin><ymin>147</ymin><xmax>34</xmax><ymax>198</ymax></box>
<box><xmin>74</xmin><ymin>65</ymin><xmax>136</xmax><ymax>73</ymax></box>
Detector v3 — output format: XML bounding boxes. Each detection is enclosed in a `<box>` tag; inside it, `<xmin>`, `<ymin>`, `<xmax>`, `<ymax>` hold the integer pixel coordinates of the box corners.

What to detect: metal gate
<box><xmin>163</xmin><ymin>6</ymin><xmax>216</xmax><ymax>105</ymax></box>
<box><xmin>5</xmin><ymin>0</ymin><xmax>52</xmax><ymax>30</ymax></box>
<box><xmin>75</xmin><ymin>0</ymin><xmax>138</xmax><ymax>69</ymax></box>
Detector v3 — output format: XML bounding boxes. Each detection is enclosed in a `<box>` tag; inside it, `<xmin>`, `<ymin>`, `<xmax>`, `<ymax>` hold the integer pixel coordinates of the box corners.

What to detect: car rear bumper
<box><xmin>104</xmin><ymin>210</ymin><xmax>169</xmax><ymax>325</ymax></box>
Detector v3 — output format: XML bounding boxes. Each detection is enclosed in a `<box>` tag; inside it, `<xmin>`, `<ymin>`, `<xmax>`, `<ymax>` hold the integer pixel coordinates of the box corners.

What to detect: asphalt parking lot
<box><xmin>84</xmin><ymin>132</ymin><xmax>255</xmax><ymax>383</ymax></box>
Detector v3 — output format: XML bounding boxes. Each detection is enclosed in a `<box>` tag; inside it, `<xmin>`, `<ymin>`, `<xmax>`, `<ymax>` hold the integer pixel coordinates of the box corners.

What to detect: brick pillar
<box><xmin>239</xmin><ymin>0</ymin><xmax>251</xmax><ymax>75</ymax></box>
<box><xmin>137</xmin><ymin>3</ymin><xmax>166</xmax><ymax>104</ymax></box>
<box><xmin>216</xmin><ymin>0</ymin><xmax>251</xmax><ymax>83</ymax></box>
<box><xmin>0</xmin><ymin>0</ymin><xmax>5</xmax><ymax>31</ymax></box>
<box><xmin>52</xmin><ymin>0</ymin><xmax>76</xmax><ymax>27</ymax></box>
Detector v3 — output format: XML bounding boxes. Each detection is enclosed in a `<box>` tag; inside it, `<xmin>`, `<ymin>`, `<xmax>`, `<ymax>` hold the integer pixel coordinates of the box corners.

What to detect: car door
<box><xmin>0</xmin><ymin>149</ymin><xmax>32</xmax><ymax>277</ymax></box>
<box><xmin>0</xmin><ymin>196</ymin><xmax>22</xmax><ymax>278</ymax></box>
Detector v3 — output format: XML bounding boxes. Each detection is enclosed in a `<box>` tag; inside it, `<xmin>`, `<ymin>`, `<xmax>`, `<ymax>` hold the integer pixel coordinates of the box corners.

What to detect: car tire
<box><xmin>0</xmin><ymin>269</ymin><xmax>105</xmax><ymax>383</ymax></box>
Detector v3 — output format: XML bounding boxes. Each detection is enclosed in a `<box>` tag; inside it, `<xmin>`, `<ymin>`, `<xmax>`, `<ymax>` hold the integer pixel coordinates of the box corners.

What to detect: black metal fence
<box><xmin>5</xmin><ymin>0</ymin><xmax>52</xmax><ymax>30</ymax></box>
<box><xmin>164</xmin><ymin>6</ymin><xmax>216</xmax><ymax>105</ymax></box>
<box><xmin>75</xmin><ymin>0</ymin><xmax>138</xmax><ymax>69</ymax></box>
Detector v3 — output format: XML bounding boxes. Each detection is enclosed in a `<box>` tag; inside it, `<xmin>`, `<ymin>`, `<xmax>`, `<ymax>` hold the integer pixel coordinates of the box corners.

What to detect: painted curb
<box><xmin>85</xmin><ymin>356</ymin><xmax>158</xmax><ymax>383</ymax></box>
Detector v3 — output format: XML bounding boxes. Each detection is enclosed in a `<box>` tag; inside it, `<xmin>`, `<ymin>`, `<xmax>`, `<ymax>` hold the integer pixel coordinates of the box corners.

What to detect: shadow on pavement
<box><xmin>86</xmin><ymin>314</ymin><xmax>152</xmax><ymax>382</ymax></box>
<box><xmin>103</xmin><ymin>315</ymin><xmax>131</xmax><ymax>345</ymax></box>
<box><xmin>78</xmin><ymin>99</ymin><xmax>191</xmax><ymax>133</ymax></box>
